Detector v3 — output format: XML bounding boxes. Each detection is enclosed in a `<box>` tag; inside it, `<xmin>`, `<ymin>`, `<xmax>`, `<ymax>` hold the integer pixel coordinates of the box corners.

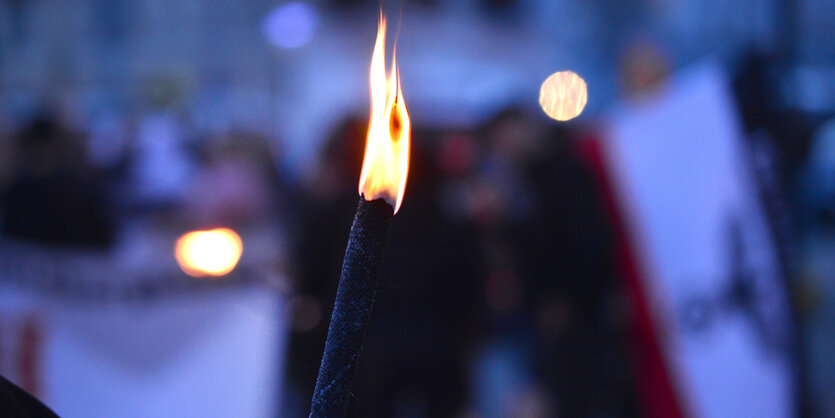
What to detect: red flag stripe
<box><xmin>575</xmin><ymin>137</ymin><xmax>684</xmax><ymax>418</ymax></box>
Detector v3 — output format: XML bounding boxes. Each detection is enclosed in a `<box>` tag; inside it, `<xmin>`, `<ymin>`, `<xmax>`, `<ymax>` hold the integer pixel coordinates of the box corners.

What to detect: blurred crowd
<box><xmin>2</xmin><ymin>44</ymin><xmax>835</xmax><ymax>417</ymax></box>
<box><xmin>0</xmin><ymin>91</ymin><xmax>642</xmax><ymax>416</ymax></box>
<box><xmin>289</xmin><ymin>107</ymin><xmax>641</xmax><ymax>417</ymax></box>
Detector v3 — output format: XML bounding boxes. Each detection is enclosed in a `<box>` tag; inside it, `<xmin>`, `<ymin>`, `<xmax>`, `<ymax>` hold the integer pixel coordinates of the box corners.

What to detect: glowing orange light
<box><xmin>358</xmin><ymin>14</ymin><xmax>410</xmax><ymax>214</ymax></box>
<box><xmin>539</xmin><ymin>70</ymin><xmax>588</xmax><ymax>121</ymax></box>
<box><xmin>175</xmin><ymin>228</ymin><xmax>243</xmax><ymax>278</ymax></box>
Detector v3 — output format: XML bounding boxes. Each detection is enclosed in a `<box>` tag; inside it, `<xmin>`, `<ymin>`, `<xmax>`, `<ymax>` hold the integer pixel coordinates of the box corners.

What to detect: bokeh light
<box><xmin>262</xmin><ymin>2</ymin><xmax>319</xmax><ymax>49</ymax></box>
<box><xmin>175</xmin><ymin>228</ymin><xmax>243</xmax><ymax>278</ymax></box>
<box><xmin>538</xmin><ymin>70</ymin><xmax>588</xmax><ymax>121</ymax></box>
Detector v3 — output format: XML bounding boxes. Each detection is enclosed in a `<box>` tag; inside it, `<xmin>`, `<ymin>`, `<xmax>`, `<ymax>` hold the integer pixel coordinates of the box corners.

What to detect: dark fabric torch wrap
<box><xmin>309</xmin><ymin>196</ymin><xmax>394</xmax><ymax>417</ymax></box>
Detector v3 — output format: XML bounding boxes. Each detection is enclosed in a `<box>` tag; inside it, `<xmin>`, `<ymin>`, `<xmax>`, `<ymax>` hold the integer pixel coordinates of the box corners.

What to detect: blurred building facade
<box><xmin>3</xmin><ymin>0</ymin><xmax>830</xmax><ymax>170</ymax></box>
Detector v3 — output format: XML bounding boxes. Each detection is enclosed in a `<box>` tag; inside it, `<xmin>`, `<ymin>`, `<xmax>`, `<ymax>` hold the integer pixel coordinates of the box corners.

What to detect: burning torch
<box><xmin>309</xmin><ymin>14</ymin><xmax>410</xmax><ymax>417</ymax></box>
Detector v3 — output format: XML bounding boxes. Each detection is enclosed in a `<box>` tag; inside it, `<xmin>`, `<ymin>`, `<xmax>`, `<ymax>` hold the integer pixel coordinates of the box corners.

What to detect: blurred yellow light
<box><xmin>175</xmin><ymin>228</ymin><xmax>243</xmax><ymax>278</ymax></box>
<box><xmin>539</xmin><ymin>70</ymin><xmax>588</xmax><ymax>121</ymax></box>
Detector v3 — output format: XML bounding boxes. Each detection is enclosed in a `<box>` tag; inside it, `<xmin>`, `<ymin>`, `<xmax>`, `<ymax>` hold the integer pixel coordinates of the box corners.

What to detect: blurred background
<box><xmin>0</xmin><ymin>0</ymin><xmax>833</xmax><ymax>417</ymax></box>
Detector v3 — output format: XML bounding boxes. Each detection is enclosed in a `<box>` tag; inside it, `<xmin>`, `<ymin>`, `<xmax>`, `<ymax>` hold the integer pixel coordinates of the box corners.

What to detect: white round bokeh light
<box><xmin>538</xmin><ymin>70</ymin><xmax>588</xmax><ymax>122</ymax></box>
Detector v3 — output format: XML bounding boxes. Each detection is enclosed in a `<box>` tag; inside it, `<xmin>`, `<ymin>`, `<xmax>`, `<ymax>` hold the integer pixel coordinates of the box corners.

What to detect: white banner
<box><xmin>0</xmin><ymin>286</ymin><xmax>284</xmax><ymax>418</ymax></box>
<box><xmin>603</xmin><ymin>63</ymin><xmax>796</xmax><ymax>417</ymax></box>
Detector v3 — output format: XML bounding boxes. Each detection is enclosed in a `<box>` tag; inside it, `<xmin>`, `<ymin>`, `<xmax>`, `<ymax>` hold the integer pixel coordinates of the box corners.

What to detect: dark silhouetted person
<box><xmin>1</xmin><ymin>115</ymin><xmax>114</xmax><ymax>248</ymax></box>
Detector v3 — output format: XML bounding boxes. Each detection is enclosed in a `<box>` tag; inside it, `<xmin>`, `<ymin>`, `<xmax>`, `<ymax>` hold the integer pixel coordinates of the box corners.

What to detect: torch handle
<box><xmin>309</xmin><ymin>197</ymin><xmax>393</xmax><ymax>417</ymax></box>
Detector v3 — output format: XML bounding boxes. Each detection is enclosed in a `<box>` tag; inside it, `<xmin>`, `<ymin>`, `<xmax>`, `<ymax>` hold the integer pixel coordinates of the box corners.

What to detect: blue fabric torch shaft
<box><xmin>309</xmin><ymin>196</ymin><xmax>394</xmax><ymax>417</ymax></box>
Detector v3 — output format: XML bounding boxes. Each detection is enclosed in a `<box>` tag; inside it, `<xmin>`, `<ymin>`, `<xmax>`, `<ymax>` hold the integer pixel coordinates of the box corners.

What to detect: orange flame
<box><xmin>358</xmin><ymin>15</ymin><xmax>410</xmax><ymax>214</ymax></box>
